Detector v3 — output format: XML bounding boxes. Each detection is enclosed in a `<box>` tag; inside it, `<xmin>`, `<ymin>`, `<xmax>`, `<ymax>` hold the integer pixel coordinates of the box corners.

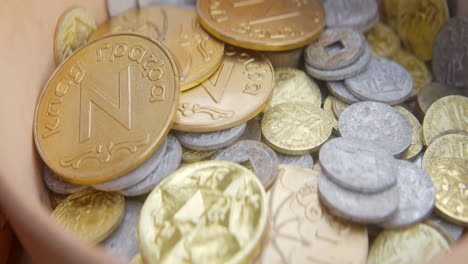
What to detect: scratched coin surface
<box><xmin>326</xmin><ymin>81</ymin><xmax>360</xmax><ymax>104</ymax></box>
<box><xmin>138</xmin><ymin>161</ymin><xmax>267</xmax><ymax>264</ymax></box>
<box><xmin>422</xmin><ymin>95</ymin><xmax>468</xmax><ymax>146</ymax></box>
<box><xmin>181</xmin><ymin>148</ymin><xmax>216</xmax><ymax>163</ymax></box>
<box><xmin>43</xmin><ymin>166</ymin><xmax>87</xmax><ymax>194</ymax></box>
<box><xmin>173</xmin><ymin>46</ymin><xmax>274</xmax><ymax>132</ymax></box>
<box><xmin>261</xmin><ymin>103</ymin><xmax>332</xmax><ymax>155</ymax></box>
<box><xmin>417</xmin><ymin>82</ymin><xmax>466</xmax><ymax>115</ymax></box>
<box><xmin>54</xmin><ymin>7</ymin><xmax>97</xmax><ymax>65</ymax></box>
<box><xmin>422</xmin><ymin>134</ymin><xmax>468</xmax><ymax>171</ymax></box>
<box><xmin>391</xmin><ymin>50</ymin><xmax>432</xmax><ymax>99</ymax></box>
<box><xmin>323</xmin><ymin>0</ymin><xmax>378</xmax><ymax>32</ymax></box>
<box><xmin>89</xmin><ymin>6</ymin><xmax>224</xmax><ymax>91</ymax></box>
<box><xmin>197</xmin><ymin>0</ymin><xmax>325</xmax><ymax>51</ymax></box>
<box><xmin>34</xmin><ymin>34</ymin><xmax>179</xmax><ymax>184</ymax></box>
<box><xmin>339</xmin><ymin>101</ymin><xmax>412</xmax><ymax>157</ymax></box>
<box><xmin>107</xmin><ymin>0</ymin><xmax>138</xmax><ymax>17</ymax></box>
<box><xmin>345</xmin><ymin>56</ymin><xmax>413</xmax><ymax>105</ymax></box>
<box><xmin>276</xmin><ymin>152</ymin><xmax>314</xmax><ymax>169</ymax></box>
<box><xmin>52</xmin><ymin>188</ymin><xmax>125</xmax><ymax>243</ymax></box>
<box><xmin>395</xmin><ymin>106</ymin><xmax>423</xmax><ymax>160</ymax></box>
<box><xmin>175</xmin><ymin>123</ymin><xmax>246</xmax><ymax>151</ymax></box>
<box><xmin>365</xmin><ymin>23</ymin><xmax>400</xmax><ymax>58</ymax></box>
<box><xmin>255</xmin><ymin>165</ymin><xmax>368</xmax><ymax>264</ymax></box>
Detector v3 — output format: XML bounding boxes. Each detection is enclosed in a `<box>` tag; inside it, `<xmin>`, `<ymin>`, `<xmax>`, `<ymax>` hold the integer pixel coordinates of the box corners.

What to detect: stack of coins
<box><xmin>32</xmin><ymin>1</ymin><xmax>467</xmax><ymax>263</ymax></box>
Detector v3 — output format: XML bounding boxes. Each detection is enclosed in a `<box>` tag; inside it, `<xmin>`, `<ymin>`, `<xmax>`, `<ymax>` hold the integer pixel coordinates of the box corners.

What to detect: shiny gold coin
<box><xmin>395</xmin><ymin>105</ymin><xmax>423</xmax><ymax>160</ymax></box>
<box><xmin>422</xmin><ymin>95</ymin><xmax>468</xmax><ymax>146</ymax></box>
<box><xmin>173</xmin><ymin>46</ymin><xmax>274</xmax><ymax>132</ymax></box>
<box><xmin>34</xmin><ymin>34</ymin><xmax>179</xmax><ymax>184</ymax></box>
<box><xmin>48</xmin><ymin>191</ymin><xmax>69</xmax><ymax>209</ymax></box>
<box><xmin>255</xmin><ymin>165</ymin><xmax>368</xmax><ymax>264</ymax></box>
<box><xmin>264</xmin><ymin>68</ymin><xmax>321</xmax><ymax>113</ymax></box>
<box><xmin>89</xmin><ymin>7</ymin><xmax>224</xmax><ymax>91</ymax></box>
<box><xmin>181</xmin><ymin>147</ymin><xmax>217</xmax><ymax>163</ymax></box>
<box><xmin>197</xmin><ymin>0</ymin><xmax>325</xmax><ymax>51</ymax></box>
<box><xmin>323</xmin><ymin>96</ymin><xmax>340</xmax><ymax>134</ymax></box>
<box><xmin>261</xmin><ymin>102</ymin><xmax>332</xmax><ymax>155</ymax></box>
<box><xmin>52</xmin><ymin>188</ymin><xmax>125</xmax><ymax>243</ymax></box>
<box><xmin>422</xmin><ymin>134</ymin><xmax>468</xmax><ymax>170</ymax></box>
<box><xmin>138</xmin><ymin>160</ymin><xmax>267</xmax><ymax>264</ymax></box>
<box><xmin>365</xmin><ymin>23</ymin><xmax>400</xmax><ymax>58</ymax></box>
<box><xmin>54</xmin><ymin>7</ymin><xmax>97</xmax><ymax>65</ymax></box>
<box><xmin>368</xmin><ymin>223</ymin><xmax>450</xmax><ymax>264</ymax></box>
<box><xmin>331</xmin><ymin>97</ymin><xmax>350</xmax><ymax>119</ymax></box>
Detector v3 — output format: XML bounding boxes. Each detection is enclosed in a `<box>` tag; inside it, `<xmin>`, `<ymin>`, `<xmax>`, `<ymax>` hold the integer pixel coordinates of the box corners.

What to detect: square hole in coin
<box><xmin>325</xmin><ymin>41</ymin><xmax>345</xmax><ymax>54</ymax></box>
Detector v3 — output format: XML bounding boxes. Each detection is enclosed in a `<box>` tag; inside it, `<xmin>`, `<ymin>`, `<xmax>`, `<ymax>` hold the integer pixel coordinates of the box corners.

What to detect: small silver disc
<box><xmin>326</xmin><ymin>81</ymin><xmax>360</xmax><ymax>104</ymax></box>
<box><xmin>43</xmin><ymin>166</ymin><xmax>87</xmax><ymax>194</ymax></box>
<box><xmin>324</xmin><ymin>0</ymin><xmax>379</xmax><ymax>32</ymax></box>
<box><xmin>175</xmin><ymin>123</ymin><xmax>247</xmax><ymax>151</ymax></box>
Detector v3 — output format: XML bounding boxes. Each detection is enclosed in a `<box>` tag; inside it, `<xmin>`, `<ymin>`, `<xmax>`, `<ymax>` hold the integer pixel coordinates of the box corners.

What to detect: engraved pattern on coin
<box><xmin>326</xmin><ymin>81</ymin><xmax>360</xmax><ymax>104</ymax></box>
<box><xmin>365</xmin><ymin>23</ymin><xmax>400</xmax><ymax>58</ymax></box>
<box><xmin>43</xmin><ymin>166</ymin><xmax>87</xmax><ymax>194</ymax></box>
<box><xmin>175</xmin><ymin>123</ymin><xmax>246</xmax><ymax>151</ymax></box>
<box><xmin>276</xmin><ymin>152</ymin><xmax>314</xmax><ymax>169</ymax></box>
<box><xmin>422</xmin><ymin>134</ymin><xmax>467</xmax><ymax>171</ymax></box>
<box><xmin>391</xmin><ymin>50</ymin><xmax>432</xmax><ymax>99</ymax></box>
<box><xmin>395</xmin><ymin>106</ymin><xmax>423</xmax><ymax>160</ymax></box>
<box><xmin>324</xmin><ymin>0</ymin><xmax>378</xmax><ymax>31</ymax></box>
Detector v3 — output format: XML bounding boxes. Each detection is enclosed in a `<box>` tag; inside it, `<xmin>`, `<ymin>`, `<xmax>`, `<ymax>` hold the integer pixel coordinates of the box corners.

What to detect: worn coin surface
<box><xmin>365</xmin><ymin>23</ymin><xmax>400</xmax><ymax>58</ymax></box>
<box><xmin>326</xmin><ymin>81</ymin><xmax>360</xmax><ymax>104</ymax></box>
<box><xmin>52</xmin><ymin>189</ymin><xmax>125</xmax><ymax>243</ymax></box>
<box><xmin>43</xmin><ymin>166</ymin><xmax>87</xmax><ymax>194</ymax></box>
<box><xmin>276</xmin><ymin>152</ymin><xmax>314</xmax><ymax>169</ymax></box>
<box><xmin>107</xmin><ymin>0</ymin><xmax>138</xmax><ymax>17</ymax></box>
<box><xmin>391</xmin><ymin>50</ymin><xmax>432</xmax><ymax>99</ymax></box>
<box><xmin>138</xmin><ymin>161</ymin><xmax>267</xmax><ymax>264</ymax></box>
<box><xmin>175</xmin><ymin>123</ymin><xmax>246</xmax><ymax>151</ymax></box>
<box><xmin>324</xmin><ymin>0</ymin><xmax>378</xmax><ymax>32</ymax></box>
<box><xmin>417</xmin><ymin>82</ymin><xmax>466</xmax><ymax>115</ymax></box>
<box><xmin>331</xmin><ymin>97</ymin><xmax>350</xmax><ymax>119</ymax></box>
<box><xmin>262</xmin><ymin>103</ymin><xmax>332</xmax><ymax>155</ymax></box>
<box><xmin>238</xmin><ymin>118</ymin><xmax>262</xmax><ymax>142</ymax></box>
<box><xmin>197</xmin><ymin>0</ymin><xmax>325</xmax><ymax>51</ymax></box>
<box><xmin>395</xmin><ymin>106</ymin><xmax>423</xmax><ymax>160</ymax></box>
<box><xmin>422</xmin><ymin>134</ymin><xmax>467</xmax><ymax>170</ymax></box>
<box><xmin>339</xmin><ymin>101</ymin><xmax>413</xmax><ymax>157</ymax></box>
<box><xmin>181</xmin><ymin>147</ymin><xmax>216</xmax><ymax>163</ymax></box>
<box><xmin>345</xmin><ymin>56</ymin><xmax>413</xmax><ymax>105</ymax></box>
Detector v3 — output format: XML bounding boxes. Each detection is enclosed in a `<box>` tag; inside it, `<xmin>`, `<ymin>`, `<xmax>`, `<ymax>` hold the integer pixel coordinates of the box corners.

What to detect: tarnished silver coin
<box><xmin>120</xmin><ymin>135</ymin><xmax>182</xmax><ymax>197</ymax></box>
<box><xmin>319</xmin><ymin>137</ymin><xmax>396</xmax><ymax>193</ymax></box>
<box><xmin>107</xmin><ymin>0</ymin><xmax>138</xmax><ymax>17</ymax></box>
<box><xmin>345</xmin><ymin>56</ymin><xmax>413</xmax><ymax>105</ymax></box>
<box><xmin>323</xmin><ymin>0</ymin><xmax>379</xmax><ymax>32</ymax></box>
<box><xmin>305</xmin><ymin>43</ymin><xmax>371</xmax><ymax>81</ymax></box>
<box><xmin>417</xmin><ymin>82</ymin><xmax>466</xmax><ymax>115</ymax></box>
<box><xmin>429</xmin><ymin>214</ymin><xmax>465</xmax><ymax>241</ymax></box>
<box><xmin>339</xmin><ymin>101</ymin><xmax>413</xmax><ymax>157</ymax></box>
<box><xmin>102</xmin><ymin>200</ymin><xmax>142</xmax><ymax>260</ymax></box>
<box><xmin>318</xmin><ymin>171</ymin><xmax>399</xmax><ymax>223</ymax></box>
<box><xmin>276</xmin><ymin>152</ymin><xmax>314</xmax><ymax>169</ymax></box>
<box><xmin>93</xmin><ymin>139</ymin><xmax>168</xmax><ymax>191</ymax></box>
<box><xmin>327</xmin><ymin>81</ymin><xmax>360</xmax><ymax>104</ymax></box>
<box><xmin>43</xmin><ymin>166</ymin><xmax>87</xmax><ymax>194</ymax></box>
<box><xmin>212</xmin><ymin>140</ymin><xmax>278</xmax><ymax>189</ymax></box>
<box><xmin>238</xmin><ymin>118</ymin><xmax>262</xmax><ymax>142</ymax></box>
<box><xmin>381</xmin><ymin>160</ymin><xmax>435</xmax><ymax>229</ymax></box>
<box><xmin>305</xmin><ymin>28</ymin><xmax>365</xmax><ymax>70</ymax></box>
<box><xmin>175</xmin><ymin>123</ymin><xmax>246</xmax><ymax>151</ymax></box>
<box><xmin>138</xmin><ymin>0</ymin><xmax>195</xmax><ymax>8</ymax></box>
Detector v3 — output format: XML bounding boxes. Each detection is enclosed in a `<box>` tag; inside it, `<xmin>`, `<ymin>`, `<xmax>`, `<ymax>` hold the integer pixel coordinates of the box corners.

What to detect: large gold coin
<box><xmin>255</xmin><ymin>165</ymin><xmax>368</xmax><ymax>264</ymax></box>
<box><xmin>365</xmin><ymin>23</ymin><xmax>400</xmax><ymax>58</ymax></box>
<box><xmin>52</xmin><ymin>188</ymin><xmax>125</xmax><ymax>243</ymax></box>
<box><xmin>261</xmin><ymin>102</ymin><xmax>332</xmax><ymax>155</ymax></box>
<box><xmin>368</xmin><ymin>223</ymin><xmax>450</xmax><ymax>264</ymax></box>
<box><xmin>54</xmin><ymin>7</ymin><xmax>97</xmax><ymax>65</ymax></box>
<box><xmin>138</xmin><ymin>160</ymin><xmax>267</xmax><ymax>264</ymax></box>
<box><xmin>34</xmin><ymin>34</ymin><xmax>179</xmax><ymax>184</ymax></box>
<box><xmin>422</xmin><ymin>95</ymin><xmax>468</xmax><ymax>146</ymax></box>
<box><xmin>89</xmin><ymin>7</ymin><xmax>224</xmax><ymax>91</ymax></box>
<box><xmin>395</xmin><ymin>105</ymin><xmax>423</xmax><ymax>160</ymax></box>
<box><xmin>197</xmin><ymin>0</ymin><xmax>325</xmax><ymax>51</ymax></box>
<box><xmin>422</xmin><ymin>134</ymin><xmax>467</xmax><ymax>170</ymax></box>
<box><xmin>173</xmin><ymin>46</ymin><xmax>274</xmax><ymax>132</ymax></box>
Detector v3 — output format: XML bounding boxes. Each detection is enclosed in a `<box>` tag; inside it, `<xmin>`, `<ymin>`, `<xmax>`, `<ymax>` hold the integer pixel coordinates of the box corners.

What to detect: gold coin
<box><xmin>51</xmin><ymin>188</ymin><xmax>125</xmax><ymax>243</ymax></box>
<box><xmin>422</xmin><ymin>95</ymin><xmax>468</xmax><ymax>146</ymax></box>
<box><xmin>384</xmin><ymin>0</ymin><xmax>403</xmax><ymax>30</ymax></box>
<box><xmin>130</xmin><ymin>254</ymin><xmax>143</xmax><ymax>264</ymax></box>
<box><xmin>323</xmin><ymin>96</ymin><xmax>340</xmax><ymax>134</ymax></box>
<box><xmin>417</xmin><ymin>82</ymin><xmax>466</xmax><ymax>116</ymax></box>
<box><xmin>422</xmin><ymin>134</ymin><xmax>468</xmax><ymax>170</ymax></box>
<box><xmin>48</xmin><ymin>191</ymin><xmax>69</xmax><ymax>209</ymax></box>
<box><xmin>181</xmin><ymin>147</ymin><xmax>216</xmax><ymax>163</ymax></box>
<box><xmin>365</xmin><ymin>23</ymin><xmax>400</xmax><ymax>58</ymax></box>
<box><xmin>264</xmin><ymin>68</ymin><xmax>321</xmax><ymax>113</ymax></box>
<box><xmin>261</xmin><ymin>102</ymin><xmax>332</xmax><ymax>155</ymax></box>
<box><xmin>368</xmin><ymin>223</ymin><xmax>450</xmax><ymax>264</ymax></box>
<box><xmin>138</xmin><ymin>160</ymin><xmax>267</xmax><ymax>264</ymax></box>
<box><xmin>89</xmin><ymin>7</ymin><xmax>224</xmax><ymax>91</ymax></box>
<box><xmin>395</xmin><ymin>105</ymin><xmax>423</xmax><ymax>160</ymax></box>
<box><xmin>255</xmin><ymin>165</ymin><xmax>368</xmax><ymax>264</ymax></box>
<box><xmin>390</xmin><ymin>49</ymin><xmax>432</xmax><ymax>99</ymax></box>
<box><xmin>34</xmin><ymin>34</ymin><xmax>179</xmax><ymax>184</ymax></box>
<box><xmin>331</xmin><ymin>97</ymin><xmax>349</xmax><ymax>119</ymax></box>
<box><xmin>173</xmin><ymin>46</ymin><xmax>274</xmax><ymax>132</ymax></box>
<box><xmin>54</xmin><ymin>7</ymin><xmax>97</xmax><ymax>65</ymax></box>
<box><xmin>197</xmin><ymin>0</ymin><xmax>325</xmax><ymax>51</ymax></box>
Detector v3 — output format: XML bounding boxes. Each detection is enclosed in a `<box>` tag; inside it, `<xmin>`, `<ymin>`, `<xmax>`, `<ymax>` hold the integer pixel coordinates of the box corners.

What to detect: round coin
<box><xmin>323</xmin><ymin>96</ymin><xmax>340</xmax><ymax>134</ymax></box>
<box><xmin>326</xmin><ymin>81</ymin><xmax>360</xmax><ymax>104</ymax></box>
<box><xmin>197</xmin><ymin>0</ymin><xmax>325</xmax><ymax>51</ymax></box>
<box><xmin>324</xmin><ymin>0</ymin><xmax>378</xmax><ymax>32</ymax></box>
<box><xmin>48</xmin><ymin>191</ymin><xmax>69</xmax><ymax>209</ymax></box>
<box><xmin>417</xmin><ymin>82</ymin><xmax>466</xmax><ymax>115</ymax></box>
<box><xmin>43</xmin><ymin>166</ymin><xmax>87</xmax><ymax>194</ymax></box>
<box><xmin>394</xmin><ymin>106</ymin><xmax>423</xmax><ymax>160</ymax></box>
<box><xmin>175</xmin><ymin>123</ymin><xmax>246</xmax><ymax>151</ymax></box>
<box><xmin>365</xmin><ymin>23</ymin><xmax>400</xmax><ymax>58</ymax></box>
<box><xmin>331</xmin><ymin>97</ymin><xmax>350</xmax><ymax>119</ymax></box>
<box><xmin>34</xmin><ymin>34</ymin><xmax>179</xmax><ymax>184</ymax></box>
<box><xmin>422</xmin><ymin>134</ymin><xmax>467</xmax><ymax>170</ymax></box>
<box><xmin>238</xmin><ymin>118</ymin><xmax>262</xmax><ymax>142</ymax></box>
<box><xmin>181</xmin><ymin>147</ymin><xmax>216</xmax><ymax>163</ymax></box>
<box><xmin>276</xmin><ymin>152</ymin><xmax>314</xmax><ymax>169</ymax></box>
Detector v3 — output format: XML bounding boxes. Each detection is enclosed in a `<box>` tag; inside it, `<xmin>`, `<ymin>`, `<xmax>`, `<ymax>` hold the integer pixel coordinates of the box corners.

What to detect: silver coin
<box><xmin>412</xmin><ymin>152</ymin><xmax>423</xmax><ymax>168</ymax></box>
<box><xmin>212</xmin><ymin>140</ymin><xmax>278</xmax><ymax>189</ymax></box>
<box><xmin>107</xmin><ymin>0</ymin><xmax>138</xmax><ymax>17</ymax></box>
<box><xmin>276</xmin><ymin>152</ymin><xmax>314</xmax><ymax>169</ymax></box>
<box><xmin>323</xmin><ymin>0</ymin><xmax>378</xmax><ymax>32</ymax></box>
<box><xmin>319</xmin><ymin>137</ymin><xmax>396</xmax><ymax>193</ymax></box>
<box><xmin>120</xmin><ymin>135</ymin><xmax>182</xmax><ymax>196</ymax></box>
<box><xmin>339</xmin><ymin>101</ymin><xmax>412</xmax><ymax>157</ymax></box>
<box><xmin>93</xmin><ymin>139</ymin><xmax>168</xmax><ymax>191</ymax></box>
<box><xmin>175</xmin><ymin>123</ymin><xmax>247</xmax><ymax>151</ymax></box>
<box><xmin>305</xmin><ymin>43</ymin><xmax>371</xmax><ymax>81</ymax></box>
<box><xmin>318</xmin><ymin>171</ymin><xmax>399</xmax><ymax>223</ymax></box>
<box><xmin>138</xmin><ymin>0</ymin><xmax>195</xmax><ymax>8</ymax></box>
<box><xmin>238</xmin><ymin>118</ymin><xmax>262</xmax><ymax>142</ymax></box>
<box><xmin>43</xmin><ymin>166</ymin><xmax>87</xmax><ymax>194</ymax></box>
<box><xmin>345</xmin><ymin>56</ymin><xmax>413</xmax><ymax>105</ymax></box>
<box><xmin>101</xmin><ymin>200</ymin><xmax>142</xmax><ymax>260</ymax></box>
<box><xmin>327</xmin><ymin>81</ymin><xmax>360</xmax><ymax>104</ymax></box>
<box><xmin>429</xmin><ymin>214</ymin><xmax>464</xmax><ymax>241</ymax></box>
<box><xmin>380</xmin><ymin>160</ymin><xmax>435</xmax><ymax>229</ymax></box>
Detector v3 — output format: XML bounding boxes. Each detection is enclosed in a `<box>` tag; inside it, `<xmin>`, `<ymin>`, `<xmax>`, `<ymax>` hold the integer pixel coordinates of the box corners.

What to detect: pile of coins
<box><xmin>33</xmin><ymin>0</ymin><xmax>467</xmax><ymax>263</ymax></box>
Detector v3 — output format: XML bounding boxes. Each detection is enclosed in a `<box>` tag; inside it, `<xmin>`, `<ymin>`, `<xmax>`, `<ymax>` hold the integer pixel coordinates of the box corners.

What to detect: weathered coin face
<box><xmin>417</xmin><ymin>82</ymin><xmax>466</xmax><ymax>115</ymax></box>
<box><xmin>324</xmin><ymin>0</ymin><xmax>378</xmax><ymax>31</ymax></box>
<box><xmin>429</xmin><ymin>214</ymin><xmax>465</xmax><ymax>241</ymax></box>
<box><xmin>89</xmin><ymin>6</ymin><xmax>224</xmax><ymax>91</ymax></box>
<box><xmin>422</xmin><ymin>134</ymin><xmax>467</xmax><ymax>170</ymax></box>
<box><xmin>34</xmin><ymin>34</ymin><xmax>179</xmax><ymax>184</ymax></box>
<box><xmin>345</xmin><ymin>56</ymin><xmax>413</xmax><ymax>105</ymax></box>
<box><xmin>52</xmin><ymin>189</ymin><xmax>125</xmax><ymax>243</ymax></box>
<box><xmin>365</xmin><ymin>23</ymin><xmax>400</xmax><ymax>58</ymax></box>
<box><xmin>423</xmin><ymin>95</ymin><xmax>468</xmax><ymax>146</ymax></box>
<box><xmin>107</xmin><ymin>0</ymin><xmax>138</xmax><ymax>17</ymax></box>
<box><xmin>276</xmin><ymin>152</ymin><xmax>314</xmax><ymax>169</ymax></box>
<box><xmin>43</xmin><ymin>166</ymin><xmax>87</xmax><ymax>194</ymax></box>
<box><xmin>368</xmin><ymin>223</ymin><xmax>450</xmax><ymax>264</ymax></box>
<box><xmin>394</xmin><ymin>106</ymin><xmax>423</xmax><ymax>160</ymax></box>
<box><xmin>197</xmin><ymin>0</ymin><xmax>325</xmax><ymax>51</ymax></box>
<box><xmin>238</xmin><ymin>118</ymin><xmax>262</xmax><ymax>142</ymax></box>
<box><xmin>173</xmin><ymin>46</ymin><xmax>274</xmax><ymax>132</ymax></box>
<box><xmin>181</xmin><ymin>147</ymin><xmax>216</xmax><ymax>163</ymax></box>
<box><xmin>391</xmin><ymin>50</ymin><xmax>432</xmax><ymax>99</ymax></box>
<box><xmin>175</xmin><ymin>123</ymin><xmax>246</xmax><ymax>151</ymax></box>
<box><xmin>262</xmin><ymin>103</ymin><xmax>332</xmax><ymax>155</ymax></box>
<box><xmin>339</xmin><ymin>101</ymin><xmax>413</xmax><ymax>157</ymax></box>
<box><xmin>54</xmin><ymin>8</ymin><xmax>97</xmax><ymax>65</ymax></box>
<box><xmin>138</xmin><ymin>161</ymin><xmax>267</xmax><ymax>264</ymax></box>
<box><xmin>326</xmin><ymin>81</ymin><xmax>360</xmax><ymax>104</ymax></box>
<box><xmin>255</xmin><ymin>165</ymin><xmax>368</xmax><ymax>264</ymax></box>
<box><xmin>331</xmin><ymin>97</ymin><xmax>350</xmax><ymax>119</ymax></box>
